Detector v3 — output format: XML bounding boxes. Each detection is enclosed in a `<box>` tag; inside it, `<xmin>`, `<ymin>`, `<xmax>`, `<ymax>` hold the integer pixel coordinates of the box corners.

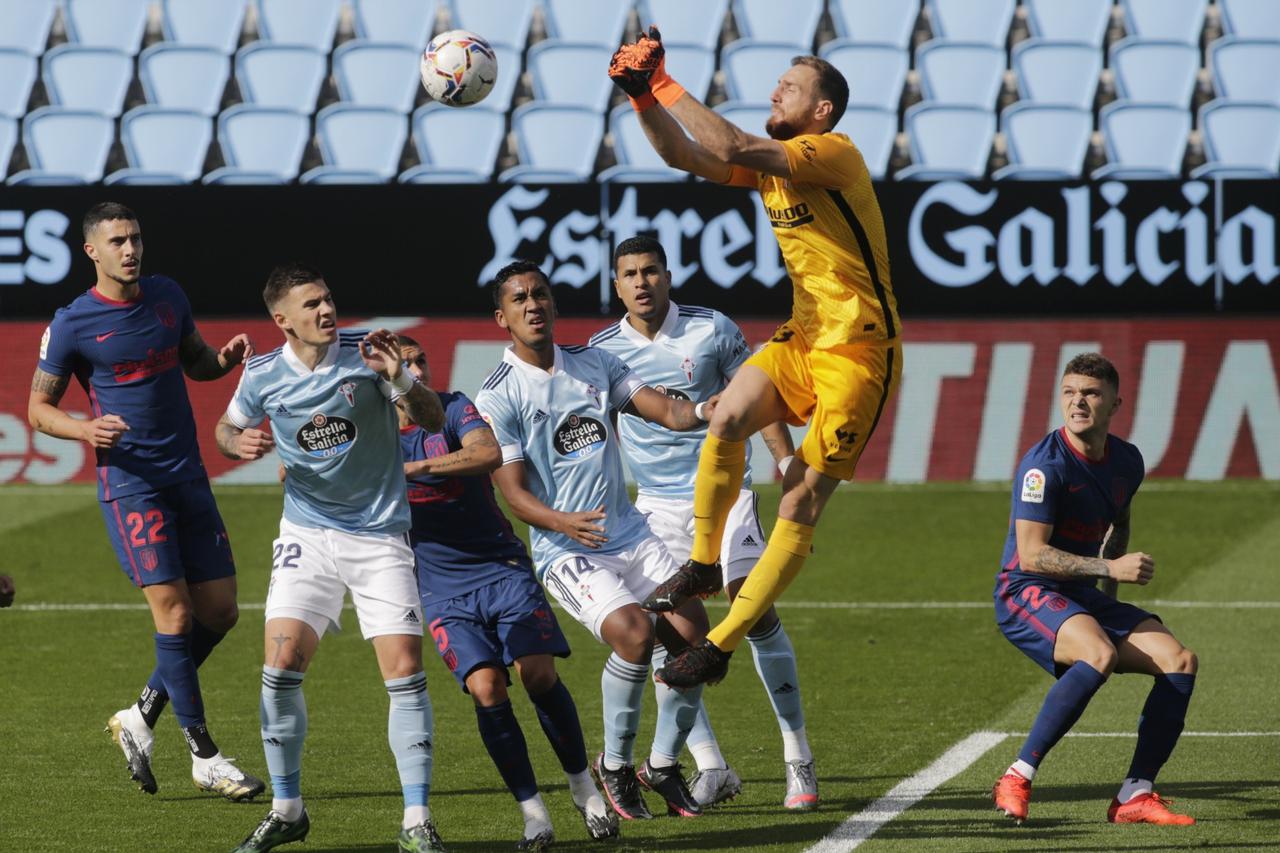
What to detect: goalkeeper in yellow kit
<box><xmin>609</xmin><ymin>28</ymin><xmax>903</xmax><ymax>687</ymax></box>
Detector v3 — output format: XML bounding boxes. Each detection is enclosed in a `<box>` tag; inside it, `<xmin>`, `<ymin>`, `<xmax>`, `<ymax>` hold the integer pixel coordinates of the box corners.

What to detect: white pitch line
<box><xmin>1008</xmin><ymin>730</ymin><xmax>1280</xmax><ymax>738</ymax></box>
<box><xmin>805</xmin><ymin>730</ymin><xmax>1008</xmax><ymax>853</ymax></box>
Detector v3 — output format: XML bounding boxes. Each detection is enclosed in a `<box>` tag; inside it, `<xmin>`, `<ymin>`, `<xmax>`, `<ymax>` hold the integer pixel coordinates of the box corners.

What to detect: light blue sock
<box><xmin>386</xmin><ymin>672</ymin><xmax>433</xmax><ymax>810</ymax></box>
<box><xmin>652</xmin><ymin>644</ymin><xmax>720</xmax><ymax>768</ymax></box>
<box><xmin>748</xmin><ymin>622</ymin><xmax>806</xmax><ymax>732</ymax></box>
<box><xmin>649</xmin><ymin>654</ymin><xmax>703</xmax><ymax>768</ymax></box>
<box><xmin>260</xmin><ymin>666</ymin><xmax>306</xmax><ymax>799</ymax></box>
<box><xmin>602</xmin><ymin>652</ymin><xmax>648</xmax><ymax>769</ymax></box>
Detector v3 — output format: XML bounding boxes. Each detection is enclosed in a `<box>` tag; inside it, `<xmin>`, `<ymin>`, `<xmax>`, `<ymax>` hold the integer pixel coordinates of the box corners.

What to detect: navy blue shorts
<box><xmin>994</xmin><ymin>571</ymin><xmax>1157</xmax><ymax>677</ymax></box>
<box><xmin>422</xmin><ymin>572</ymin><xmax>570</xmax><ymax>692</ymax></box>
<box><xmin>100</xmin><ymin>478</ymin><xmax>236</xmax><ymax>588</ymax></box>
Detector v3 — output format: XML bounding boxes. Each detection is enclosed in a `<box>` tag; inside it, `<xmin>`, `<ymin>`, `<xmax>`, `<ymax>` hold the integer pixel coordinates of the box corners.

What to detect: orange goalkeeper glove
<box><xmin>608</xmin><ymin>25</ymin><xmax>686</xmax><ymax>110</ymax></box>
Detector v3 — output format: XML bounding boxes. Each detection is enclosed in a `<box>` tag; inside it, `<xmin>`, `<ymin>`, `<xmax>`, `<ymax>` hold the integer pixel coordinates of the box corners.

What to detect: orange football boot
<box><xmin>993</xmin><ymin>772</ymin><xmax>1032</xmax><ymax>824</ymax></box>
<box><xmin>1107</xmin><ymin>791</ymin><xmax>1195</xmax><ymax>825</ymax></box>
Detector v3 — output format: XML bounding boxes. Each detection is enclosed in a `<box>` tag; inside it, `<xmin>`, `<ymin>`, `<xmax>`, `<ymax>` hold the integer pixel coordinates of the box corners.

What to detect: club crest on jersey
<box><xmin>339</xmin><ymin>381</ymin><xmax>356</xmax><ymax>406</ymax></box>
<box><xmin>1021</xmin><ymin>468</ymin><xmax>1046</xmax><ymax>503</ymax></box>
<box><xmin>654</xmin><ymin>385</ymin><xmax>690</xmax><ymax>402</ymax></box>
<box><xmin>585</xmin><ymin>384</ymin><xmax>601</xmax><ymax>405</ymax></box>
<box><xmin>154</xmin><ymin>302</ymin><xmax>176</xmax><ymax>329</ymax></box>
<box><xmin>554</xmin><ymin>413</ymin><xmax>606</xmax><ymax>459</ymax></box>
<box><xmin>297</xmin><ymin>413</ymin><xmax>357</xmax><ymax>459</ymax></box>
<box><xmin>680</xmin><ymin>356</ymin><xmax>695</xmax><ymax>382</ymax></box>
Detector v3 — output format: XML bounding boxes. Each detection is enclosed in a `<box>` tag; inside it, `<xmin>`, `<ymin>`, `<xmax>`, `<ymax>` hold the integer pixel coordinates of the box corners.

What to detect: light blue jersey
<box><xmin>475</xmin><ymin>344</ymin><xmax>651</xmax><ymax>574</ymax></box>
<box><xmin>226</xmin><ymin>330</ymin><xmax>410</xmax><ymax>535</ymax></box>
<box><xmin>590</xmin><ymin>302</ymin><xmax>753</xmax><ymax>499</ymax></box>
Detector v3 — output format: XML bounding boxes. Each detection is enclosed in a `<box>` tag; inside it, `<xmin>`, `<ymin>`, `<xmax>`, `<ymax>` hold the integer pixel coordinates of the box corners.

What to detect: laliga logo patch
<box><xmin>1021</xmin><ymin>468</ymin><xmax>1046</xmax><ymax>504</ymax></box>
<box><xmin>654</xmin><ymin>385</ymin><xmax>690</xmax><ymax>402</ymax></box>
<box><xmin>554</xmin><ymin>413</ymin><xmax>606</xmax><ymax>459</ymax></box>
<box><xmin>297</xmin><ymin>412</ymin><xmax>357</xmax><ymax>459</ymax></box>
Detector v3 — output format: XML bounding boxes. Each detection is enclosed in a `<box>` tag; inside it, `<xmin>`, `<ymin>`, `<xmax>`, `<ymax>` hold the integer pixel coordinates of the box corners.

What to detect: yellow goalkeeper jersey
<box><xmin>727</xmin><ymin>132</ymin><xmax>899</xmax><ymax>349</ymax></box>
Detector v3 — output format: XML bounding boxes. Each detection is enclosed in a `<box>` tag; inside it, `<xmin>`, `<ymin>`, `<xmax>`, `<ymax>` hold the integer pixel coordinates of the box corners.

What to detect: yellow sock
<box><xmin>689</xmin><ymin>434</ymin><xmax>747</xmax><ymax>565</ymax></box>
<box><xmin>707</xmin><ymin>519</ymin><xmax>813</xmax><ymax>653</ymax></box>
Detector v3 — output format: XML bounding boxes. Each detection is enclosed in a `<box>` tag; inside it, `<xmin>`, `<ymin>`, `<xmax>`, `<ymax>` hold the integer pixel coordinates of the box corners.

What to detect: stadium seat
<box><xmin>447</xmin><ymin>0</ymin><xmax>536</xmax><ymax>50</ymax></box>
<box><xmin>399</xmin><ymin>164</ymin><xmax>493</xmax><ymax>183</ymax></box>
<box><xmin>1024</xmin><ymin>0</ymin><xmax>1112</xmax><ymax>47</ymax></box>
<box><xmin>333</xmin><ymin>41</ymin><xmax>421</xmax><ymax>112</ymax></box>
<box><xmin>0</xmin><ymin>0</ymin><xmax>57</xmax><ymax>53</ymax></box>
<box><xmin>731</xmin><ymin>0</ymin><xmax>823</xmax><ymax>50</ymax></box>
<box><xmin>315</xmin><ymin>104</ymin><xmax>408</xmax><ymax>182</ymax></box>
<box><xmin>500</xmin><ymin>103</ymin><xmax>604</xmax><ymax>182</ymax></box>
<box><xmin>1094</xmin><ymin>102</ymin><xmax>1191</xmax><ymax>179</ymax></box>
<box><xmin>1219</xmin><ymin>0</ymin><xmax>1280</xmax><ymax>40</ymax></box>
<box><xmin>1121</xmin><ymin>0</ymin><xmax>1208</xmax><ymax>45</ymax></box>
<box><xmin>721</xmin><ymin>41</ymin><xmax>805</xmax><ymax>103</ymax></box>
<box><xmin>104</xmin><ymin>170</ymin><xmax>191</xmax><ymax>185</ymax></box>
<box><xmin>162</xmin><ymin>0</ymin><xmax>248</xmax><ymax>54</ymax></box>
<box><xmin>543</xmin><ymin>0</ymin><xmax>631</xmax><ymax>48</ymax></box>
<box><xmin>820</xmin><ymin>41</ymin><xmax>909</xmax><ymax>111</ymax></box>
<box><xmin>353</xmin><ymin>0</ymin><xmax>438</xmax><ymax>49</ymax></box>
<box><xmin>714</xmin><ymin>101</ymin><xmax>773</xmax><ymax>135</ymax></box>
<box><xmin>255</xmin><ymin>0</ymin><xmax>341</xmax><ymax>51</ymax></box>
<box><xmin>829</xmin><ymin>0</ymin><xmax>920</xmax><ymax>50</ymax></box>
<box><xmin>602</xmin><ymin>103</ymin><xmax>685</xmax><ymax>181</ymax></box>
<box><xmin>217</xmin><ymin>105</ymin><xmax>311</xmax><ymax>181</ymax></box>
<box><xmin>0</xmin><ymin>49</ymin><xmax>37</xmax><ymax>119</ymax></box>
<box><xmin>6</xmin><ymin>170</ymin><xmax>88</xmax><ymax>185</ymax></box>
<box><xmin>21</xmin><ymin>107</ymin><xmax>115</xmax><ymax>182</ymax></box>
<box><xmin>833</xmin><ymin>106</ymin><xmax>897</xmax><ymax>180</ymax></box>
<box><xmin>897</xmin><ymin>103</ymin><xmax>994</xmax><ymax>180</ymax></box>
<box><xmin>299</xmin><ymin>167</ymin><xmax>388</xmax><ymax>184</ymax></box>
<box><xmin>663</xmin><ymin>45</ymin><xmax>717</xmax><ymax>101</ymax></box>
<box><xmin>1210</xmin><ymin>38</ymin><xmax>1280</xmax><ymax>104</ymax></box>
<box><xmin>1191</xmin><ymin>100</ymin><xmax>1280</xmax><ymax>177</ymax></box>
<box><xmin>201</xmin><ymin>167</ymin><xmax>287</xmax><ymax>184</ymax></box>
<box><xmin>993</xmin><ymin>103</ymin><xmax>1092</xmax><ymax>179</ymax></box>
<box><xmin>638</xmin><ymin>0</ymin><xmax>728</xmax><ymax>51</ymax></box>
<box><xmin>412</xmin><ymin>104</ymin><xmax>504</xmax><ymax>181</ymax></box>
<box><xmin>927</xmin><ymin>0</ymin><xmax>1015</xmax><ymax>48</ymax></box>
<box><xmin>139</xmin><ymin>45</ymin><xmax>231</xmax><ymax>116</ymax></box>
<box><xmin>63</xmin><ymin>0</ymin><xmax>149</xmax><ymax>55</ymax></box>
<box><xmin>1012</xmin><ymin>40</ymin><xmax>1101</xmax><ymax>110</ymax></box>
<box><xmin>41</xmin><ymin>46</ymin><xmax>134</xmax><ymax>118</ymax></box>
<box><xmin>236</xmin><ymin>43</ymin><xmax>327</xmax><ymax>112</ymax></box>
<box><xmin>526</xmin><ymin>42</ymin><xmax>615</xmax><ymax>112</ymax></box>
<box><xmin>1111</xmin><ymin>39</ymin><xmax>1199</xmax><ymax>107</ymax></box>
<box><xmin>0</xmin><ymin>117</ymin><xmax>16</xmax><ymax>178</ymax></box>
<box><xmin>916</xmin><ymin>41</ymin><xmax>1005</xmax><ymax>108</ymax></box>
<box><xmin>115</xmin><ymin>106</ymin><xmax>211</xmax><ymax>183</ymax></box>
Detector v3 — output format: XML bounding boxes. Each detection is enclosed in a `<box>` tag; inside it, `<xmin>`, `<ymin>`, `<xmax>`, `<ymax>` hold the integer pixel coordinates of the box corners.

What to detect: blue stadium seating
<box><xmin>114</xmin><ymin>106</ymin><xmax>212</xmax><ymax>183</ymax></box>
<box><xmin>1012</xmin><ymin>40</ymin><xmax>1101</xmax><ymax>110</ymax></box>
<box><xmin>662</xmin><ymin>45</ymin><xmax>717</xmax><ymax>101</ymax></box>
<box><xmin>0</xmin><ymin>0</ymin><xmax>55</xmax><ymax>53</ymax></box>
<box><xmin>721</xmin><ymin>41</ymin><xmax>802</xmax><ymax>103</ymax></box>
<box><xmin>0</xmin><ymin>117</ymin><xmax>16</xmax><ymax>178</ymax></box>
<box><xmin>333</xmin><ymin>41</ymin><xmax>421</xmax><ymax>112</ymax></box>
<box><xmin>105</xmin><ymin>171</ymin><xmax>191</xmax><ymax>185</ymax></box>
<box><xmin>139</xmin><ymin>45</ymin><xmax>231</xmax><ymax>116</ymax></box>
<box><xmin>916</xmin><ymin>41</ymin><xmax>1005</xmax><ymax>108</ymax></box>
<box><xmin>236</xmin><ymin>43</ymin><xmax>327</xmax><ymax>112</ymax></box>
<box><xmin>714</xmin><ymin>101</ymin><xmax>772</xmax><ymax>136</ymax></box>
<box><xmin>500</xmin><ymin>103</ymin><xmax>603</xmax><ymax>182</ymax></box>
<box><xmin>315</xmin><ymin>104</ymin><xmax>408</xmax><ymax>181</ymax></box>
<box><xmin>927</xmin><ymin>0</ymin><xmax>1015</xmax><ymax>48</ymax></box>
<box><xmin>600</xmin><ymin>103</ymin><xmax>685</xmax><ymax>182</ymax></box>
<box><xmin>543</xmin><ymin>0</ymin><xmax>632</xmax><ymax>48</ymax></box>
<box><xmin>1192</xmin><ymin>100</ymin><xmax>1280</xmax><ymax>177</ymax></box>
<box><xmin>412</xmin><ymin>104</ymin><xmax>504</xmax><ymax>181</ymax></box>
<box><xmin>1220</xmin><ymin>0</ymin><xmax>1280</xmax><ymax>40</ymax></box>
<box><xmin>0</xmin><ymin>49</ymin><xmax>37</xmax><ymax>119</ymax></box>
<box><xmin>447</xmin><ymin>0</ymin><xmax>536</xmax><ymax>50</ymax></box>
<box><xmin>1111</xmin><ymin>39</ymin><xmax>1199</xmax><ymax>107</ymax></box>
<box><xmin>1094</xmin><ymin>102</ymin><xmax>1191</xmax><ymax>178</ymax></box>
<box><xmin>639</xmin><ymin>0</ymin><xmax>727</xmax><ymax>51</ymax></box>
<box><xmin>829</xmin><ymin>0</ymin><xmax>920</xmax><ymax>50</ymax></box>
<box><xmin>41</xmin><ymin>46</ymin><xmax>133</xmax><ymax>118</ymax></box>
<box><xmin>162</xmin><ymin>0</ymin><xmax>248</xmax><ymax>54</ymax></box>
<box><xmin>255</xmin><ymin>0</ymin><xmax>342</xmax><ymax>51</ymax></box>
<box><xmin>1210</xmin><ymin>38</ymin><xmax>1280</xmax><ymax>104</ymax></box>
<box><xmin>202</xmin><ymin>168</ymin><xmax>287</xmax><ymax>184</ymax></box>
<box><xmin>300</xmin><ymin>167</ymin><xmax>388</xmax><ymax>184</ymax></box>
<box><xmin>7</xmin><ymin>170</ymin><xmax>89</xmax><ymax>185</ymax></box>
<box><xmin>63</xmin><ymin>0</ymin><xmax>149</xmax><ymax>55</ymax></box>
<box><xmin>994</xmin><ymin>103</ymin><xmax>1092</xmax><ymax>179</ymax></box>
<box><xmin>527</xmin><ymin>42</ymin><xmax>616</xmax><ymax>112</ymax></box>
<box><xmin>833</xmin><ymin>106</ymin><xmax>897</xmax><ymax>180</ymax></box>
<box><xmin>216</xmin><ymin>105</ymin><xmax>311</xmax><ymax>180</ymax></box>
<box><xmin>731</xmin><ymin>0</ymin><xmax>822</xmax><ymax>50</ymax></box>
<box><xmin>353</xmin><ymin>0</ymin><xmax>438</xmax><ymax>48</ymax></box>
<box><xmin>484</xmin><ymin>43</ymin><xmax>522</xmax><ymax>112</ymax></box>
<box><xmin>897</xmin><ymin>103</ymin><xmax>994</xmax><ymax>180</ymax></box>
<box><xmin>1024</xmin><ymin>0</ymin><xmax>1112</xmax><ymax>47</ymax></box>
<box><xmin>821</xmin><ymin>41</ymin><xmax>908</xmax><ymax>111</ymax></box>
<box><xmin>1121</xmin><ymin>0</ymin><xmax>1207</xmax><ymax>45</ymax></box>
<box><xmin>400</xmin><ymin>164</ymin><xmax>496</xmax><ymax>183</ymax></box>
<box><xmin>20</xmin><ymin>107</ymin><xmax>115</xmax><ymax>182</ymax></box>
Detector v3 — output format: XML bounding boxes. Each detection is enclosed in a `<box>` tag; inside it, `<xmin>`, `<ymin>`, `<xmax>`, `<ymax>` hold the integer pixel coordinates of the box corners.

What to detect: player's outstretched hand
<box><xmin>218</xmin><ymin>333</ymin><xmax>255</xmax><ymax>369</ymax></box>
<box><xmin>236</xmin><ymin>427</ymin><xmax>275</xmax><ymax>461</ymax></box>
<box><xmin>559</xmin><ymin>507</ymin><xmax>608</xmax><ymax>549</ymax></box>
<box><xmin>360</xmin><ymin>329</ymin><xmax>403</xmax><ymax>379</ymax></box>
<box><xmin>608</xmin><ymin>25</ymin><xmax>665</xmax><ymax>96</ymax></box>
<box><xmin>82</xmin><ymin>413</ymin><xmax>129</xmax><ymax>449</ymax></box>
<box><xmin>1107</xmin><ymin>551</ymin><xmax>1154</xmax><ymax>585</ymax></box>
<box><xmin>0</xmin><ymin>574</ymin><xmax>14</xmax><ymax>608</ymax></box>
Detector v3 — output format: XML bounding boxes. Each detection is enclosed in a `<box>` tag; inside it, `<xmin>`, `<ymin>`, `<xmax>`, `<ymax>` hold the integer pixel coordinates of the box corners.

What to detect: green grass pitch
<box><xmin>1</xmin><ymin>481</ymin><xmax>1277</xmax><ymax>852</ymax></box>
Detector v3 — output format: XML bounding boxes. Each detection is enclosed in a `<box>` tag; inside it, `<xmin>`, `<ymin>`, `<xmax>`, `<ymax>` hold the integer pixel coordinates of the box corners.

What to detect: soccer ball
<box><xmin>420</xmin><ymin>30</ymin><xmax>498</xmax><ymax>107</ymax></box>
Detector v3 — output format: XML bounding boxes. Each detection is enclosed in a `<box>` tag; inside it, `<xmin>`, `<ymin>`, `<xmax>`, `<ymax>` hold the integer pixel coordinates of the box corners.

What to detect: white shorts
<box><xmin>266</xmin><ymin>517</ymin><xmax>424</xmax><ymax>641</ymax></box>
<box><xmin>636</xmin><ymin>489</ymin><xmax>766</xmax><ymax>585</ymax></box>
<box><xmin>541</xmin><ymin>532</ymin><xmax>680</xmax><ymax>642</ymax></box>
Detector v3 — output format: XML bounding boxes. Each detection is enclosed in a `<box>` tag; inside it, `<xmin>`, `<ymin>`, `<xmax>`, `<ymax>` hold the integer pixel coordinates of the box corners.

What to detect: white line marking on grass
<box><xmin>1008</xmin><ymin>730</ymin><xmax>1280</xmax><ymax>738</ymax></box>
<box><xmin>804</xmin><ymin>730</ymin><xmax>1008</xmax><ymax>853</ymax></box>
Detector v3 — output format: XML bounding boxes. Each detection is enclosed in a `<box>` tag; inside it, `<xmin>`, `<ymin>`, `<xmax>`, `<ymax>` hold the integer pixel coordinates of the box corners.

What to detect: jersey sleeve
<box><xmin>713</xmin><ymin>312</ymin><xmax>752</xmax><ymax>379</ymax></box>
<box><xmin>599</xmin><ymin>349</ymin><xmax>645</xmax><ymax>409</ymax></box>
<box><xmin>475</xmin><ymin>387</ymin><xmax>523</xmax><ymax>465</ymax></box>
<box><xmin>36</xmin><ymin>309</ymin><xmax>78</xmax><ymax>377</ymax></box>
<box><xmin>1012</xmin><ymin>455</ymin><xmax>1061</xmax><ymax>525</ymax></box>
<box><xmin>722</xmin><ymin>165</ymin><xmax>760</xmax><ymax>188</ymax></box>
<box><xmin>781</xmin><ymin>133</ymin><xmax>861</xmax><ymax>188</ymax></box>
<box><xmin>225</xmin><ymin>369</ymin><xmax>265</xmax><ymax>429</ymax></box>
<box><xmin>447</xmin><ymin>392</ymin><xmax>489</xmax><ymax>445</ymax></box>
